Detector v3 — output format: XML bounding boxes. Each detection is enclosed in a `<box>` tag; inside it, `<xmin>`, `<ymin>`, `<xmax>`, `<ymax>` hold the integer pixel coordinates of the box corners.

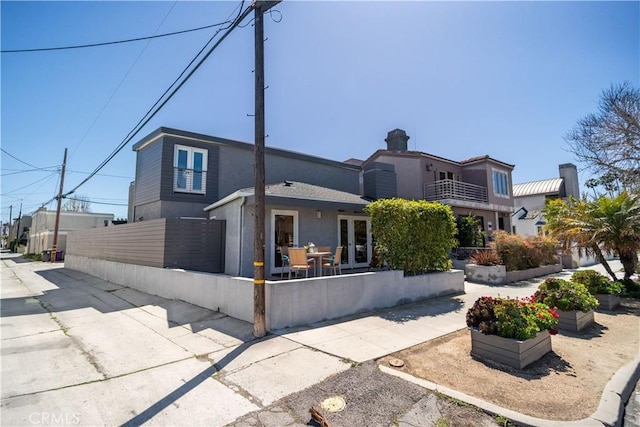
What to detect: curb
<box><xmin>379</xmin><ymin>355</ymin><xmax>640</xmax><ymax>427</ymax></box>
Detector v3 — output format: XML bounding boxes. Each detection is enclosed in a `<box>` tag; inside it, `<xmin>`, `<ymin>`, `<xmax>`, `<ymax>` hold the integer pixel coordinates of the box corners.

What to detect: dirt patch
<box><xmin>380</xmin><ymin>299</ymin><xmax>640</xmax><ymax>422</ymax></box>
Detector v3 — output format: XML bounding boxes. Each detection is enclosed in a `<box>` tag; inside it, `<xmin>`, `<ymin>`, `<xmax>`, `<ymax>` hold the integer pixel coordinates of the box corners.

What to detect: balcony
<box><xmin>424</xmin><ymin>179</ymin><xmax>488</xmax><ymax>204</ymax></box>
<box><xmin>174</xmin><ymin>167</ymin><xmax>207</xmax><ymax>194</ymax></box>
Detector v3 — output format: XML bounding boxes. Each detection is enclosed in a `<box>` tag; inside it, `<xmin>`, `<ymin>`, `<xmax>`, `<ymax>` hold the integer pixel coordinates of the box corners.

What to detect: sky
<box><xmin>2</xmin><ymin>0</ymin><xmax>639</xmax><ymax>222</ymax></box>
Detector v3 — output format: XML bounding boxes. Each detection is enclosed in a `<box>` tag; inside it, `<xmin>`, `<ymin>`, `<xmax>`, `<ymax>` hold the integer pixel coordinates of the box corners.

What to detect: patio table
<box><xmin>305</xmin><ymin>251</ymin><xmax>332</xmax><ymax>277</ymax></box>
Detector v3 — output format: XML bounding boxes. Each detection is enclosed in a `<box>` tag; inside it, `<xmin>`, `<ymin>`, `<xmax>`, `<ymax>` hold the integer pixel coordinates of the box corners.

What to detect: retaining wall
<box><xmin>66</xmin><ymin>255</ymin><xmax>464</xmax><ymax>331</ymax></box>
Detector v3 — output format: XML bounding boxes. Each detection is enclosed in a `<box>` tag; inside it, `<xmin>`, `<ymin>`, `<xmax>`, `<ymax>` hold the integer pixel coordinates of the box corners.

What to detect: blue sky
<box><xmin>2</xmin><ymin>1</ymin><xmax>638</xmax><ymax>221</ymax></box>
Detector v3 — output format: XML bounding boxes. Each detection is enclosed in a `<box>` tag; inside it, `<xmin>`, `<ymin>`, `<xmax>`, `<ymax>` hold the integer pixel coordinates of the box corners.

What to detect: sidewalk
<box><xmin>1</xmin><ymin>254</ymin><xmax>637</xmax><ymax>426</ymax></box>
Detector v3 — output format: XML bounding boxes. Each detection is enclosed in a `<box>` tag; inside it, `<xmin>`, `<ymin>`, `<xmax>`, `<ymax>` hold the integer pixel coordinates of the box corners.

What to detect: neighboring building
<box><xmin>512</xmin><ymin>163</ymin><xmax>580</xmax><ymax>236</ymax></box>
<box><xmin>26</xmin><ymin>208</ymin><xmax>115</xmax><ymax>255</ymax></box>
<box><xmin>361</xmin><ymin>129</ymin><xmax>515</xmax><ymax>242</ymax></box>
<box><xmin>205</xmin><ymin>181</ymin><xmax>370</xmax><ymax>276</ymax></box>
<box><xmin>129</xmin><ymin>127</ymin><xmax>361</xmax><ymax>222</ymax></box>
<box><xmin>8</xmin><ymin>215</ymin><xmax>32</xmax><ymax>253</ymax></box>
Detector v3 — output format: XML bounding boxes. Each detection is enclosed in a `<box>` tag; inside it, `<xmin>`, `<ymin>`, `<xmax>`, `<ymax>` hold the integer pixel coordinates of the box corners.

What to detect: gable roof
<box><xmin>513</xmin><ymin>178</ymin><xmax>564</xmax><ymax>198</ymax></box>
<box><xmin>204</xmin><ymin>181</ymin><xmax>370</xmax><ymax>211</ymax></box>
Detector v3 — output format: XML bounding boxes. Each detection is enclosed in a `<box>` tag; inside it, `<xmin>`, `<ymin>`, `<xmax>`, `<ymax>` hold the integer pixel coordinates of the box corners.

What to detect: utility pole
<box><xmin>252</xmin><ymin>0</ymin><xmax>280</xmax><ymax>338</ymax></box>
<box><xmin>51</xmin><ymin>148</ymin><xmax>67</xmax><ymax>262</ymax></box>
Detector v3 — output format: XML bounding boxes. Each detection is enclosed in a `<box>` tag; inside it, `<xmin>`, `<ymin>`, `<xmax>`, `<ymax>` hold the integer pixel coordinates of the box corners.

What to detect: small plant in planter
<box><xmin>466</xmin><ymin>296</ymin><xmax>558</xmax><ymax>340</ymax></box>
<box><xmin>466</xmin><ymin>296</ymin><xmax>558</xmax><ymax>369</ymax></box>
<box><xmin>533</xmin><ymin>278</ymin><xmax>598</xmax><ymax>332</ymax></box>
<box><xmin>570</xmin><ymin>270</ymin><xmax>623</xmax><ymax>295</ymax></box>
<box><xmin>534</xmin><ymin>278</ymin><xmax>599</xmax><ymax>312</ymax></box>
<box><xmin>571</xmin><ymin>270</ymin><xmax>623</xmax><ymax>310</ymax></box>
<box><xmin>469</xmin><ymin>250</ymin><xmax>502</xmax><ymax>266</ymax></box>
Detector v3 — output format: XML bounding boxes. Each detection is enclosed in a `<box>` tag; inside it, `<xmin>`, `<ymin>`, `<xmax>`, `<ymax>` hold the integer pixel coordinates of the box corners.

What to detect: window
<box><xmin>492</xmin><ymin>170</ymin><xmax>509</xmax><ymax>197</ymax></box>
<box><xmin>438</xmin><ymin>171</ymin><xmax>455</xmax><ymax>181</ymax></box>
<box><xmin>174</xmin><ymin>145</ymin><xmax>207</xmax><ymax>194</ymax></box>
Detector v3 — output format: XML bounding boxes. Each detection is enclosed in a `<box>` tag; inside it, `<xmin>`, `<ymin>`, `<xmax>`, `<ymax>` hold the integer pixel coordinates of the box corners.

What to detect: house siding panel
<box><xmin>134</xmin><ymin>139</ymin><xmax>162</xmax><ymax>205</ymax></box>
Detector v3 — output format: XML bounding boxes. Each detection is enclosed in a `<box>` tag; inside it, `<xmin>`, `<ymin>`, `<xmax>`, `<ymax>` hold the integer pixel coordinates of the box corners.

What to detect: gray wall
<box><xmin>133</xmin><ymin>132</ymin><xmax>360</xmax><ymax>222</ymax></box>
<box><xmin>67</xmin><ymin>218</ymin><xmax>225</xmax><ymax>273</ymax></box>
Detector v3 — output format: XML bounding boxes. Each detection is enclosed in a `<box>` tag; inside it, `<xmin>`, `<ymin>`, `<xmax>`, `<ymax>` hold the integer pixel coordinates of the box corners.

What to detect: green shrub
<box><xmin>534</xmin><ymin>278</ymin><xmax>599</xmax><ymax>312</ymax></box>
<box><xmin>456</xmin><ymin>214</ymin><xmax>484</xmax><ymax>247</ymax></box>
<box><xmin>617</xmin><ymin>278</ymin><xmax>640</xmax><ymax>298</ymax></box>
<box><xmin>365</xmin><ymin>198</ymin><xmax>456</xmax><ymax>275</ymax></box>
<box><xmin>491</xmin><ymin>231</ymin><xmax>557</xmax><ymax>271</ymax></box>
<box><xmin>23</xmin><ymin>253</ymin><xmax>43</xmax><ymax>261</ymax></box>
<box><xmin>571</xmin><ymin>270</ymin><xmax>623</xmax><ymax>295</ymax></box>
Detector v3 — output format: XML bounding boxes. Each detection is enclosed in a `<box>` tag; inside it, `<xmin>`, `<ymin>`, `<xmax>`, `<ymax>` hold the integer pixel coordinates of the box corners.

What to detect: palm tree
<box><xmin>543</xmin><ymin>193</ymin><xmax>640</xmax><ymax>281</ymax></box>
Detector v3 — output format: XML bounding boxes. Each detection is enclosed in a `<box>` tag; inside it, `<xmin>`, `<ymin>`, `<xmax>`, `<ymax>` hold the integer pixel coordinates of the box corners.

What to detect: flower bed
<box><xmin>466</xmin><ymin>296</ymin><xmax>558</xmax><ymax>368</ymax></box>
<box><xmin>570</xmin><ymin>270</ymin><xmax>622</xmax><ymax>311</ymax></box>
<box><xmin>469</xmin><ymin>328</ymin><xmax>552</xmax><ymax>369</ymax></box>
<box><xmin>533</xmin><ymin>278</ymin><xmax>598</xmax><ymax>333</ymax></box>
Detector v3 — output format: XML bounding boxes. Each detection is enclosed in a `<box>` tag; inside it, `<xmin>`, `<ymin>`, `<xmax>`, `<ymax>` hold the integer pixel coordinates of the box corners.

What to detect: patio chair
<box><xmin>322</xmin><ymin>246</ymin><xmax>343</xmax><ymax>275</ymax></box>
<box><xmin>288</xmin><ymin>248</ymin><xmax>315</xmax><ymax>279</ymax></box>
<box><xmin>279</xmin><ymin>246</ymin><xmax>291</xmax><ymax>279</ymax></box>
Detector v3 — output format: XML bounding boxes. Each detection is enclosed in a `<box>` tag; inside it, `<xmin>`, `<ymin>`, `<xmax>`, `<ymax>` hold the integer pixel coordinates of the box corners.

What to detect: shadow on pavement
<box><xmin>121</xmin><ymin>335</ymin><xmax>276</xmax><ymax>427</ymax></box>
<box><xmin>1</xmin><ymin>266</ymin><xmax>254</xmax><ymax>343</ymax></box>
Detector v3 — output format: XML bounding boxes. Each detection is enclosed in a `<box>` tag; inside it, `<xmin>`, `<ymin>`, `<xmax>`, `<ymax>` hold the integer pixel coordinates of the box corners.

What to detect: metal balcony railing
<box><xmin>174</xmin><ymin>167</ymin><xmax>207</xmax><ymax>194</ymax></box>
<box><xmin>424</xmin><ymin>179</ymin><xmax>488</xmax><ymax>203</ymax></box>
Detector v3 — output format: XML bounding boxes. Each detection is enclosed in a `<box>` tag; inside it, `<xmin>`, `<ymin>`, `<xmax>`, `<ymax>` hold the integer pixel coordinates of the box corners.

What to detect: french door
<box><xmin>338</xmin><ymin>215</ymin><xmax>371</xmax><ymax>269</ymax></box>
<box><xmin>271</xmin><ymin>210</ymin><xmax>298</xmax><ymax>275</ymax></box>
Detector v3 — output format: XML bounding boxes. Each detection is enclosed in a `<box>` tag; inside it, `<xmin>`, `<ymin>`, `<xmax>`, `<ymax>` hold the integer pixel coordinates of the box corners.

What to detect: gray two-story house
<box><xmin>358</xmin><ymin>129</ymin><xmax>515</xmax><ymax>242</ymax></box>
<box><xmin>129</xmin><ymin>127</ymin><xmax>371</xmax><ymax>276</ymax></box>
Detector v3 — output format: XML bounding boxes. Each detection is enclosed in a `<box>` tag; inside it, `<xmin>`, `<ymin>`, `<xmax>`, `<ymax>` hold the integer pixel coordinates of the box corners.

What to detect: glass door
<box><xmin>338</xmin><ymin>215</ymin><xmax>371</xmax><ymax>269</ymax></box>
<box><xmin>271</xmin><ymin>210</ymin><xmax>298</xmax><ymax>275</ymax></box>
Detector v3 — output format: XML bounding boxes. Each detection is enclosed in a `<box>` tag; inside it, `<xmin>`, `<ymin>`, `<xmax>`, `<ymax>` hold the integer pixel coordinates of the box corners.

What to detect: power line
<box><xmin>1</xmin><ymin>18</ymin><xmax>235</xmax><ymax>53</ymax></box>
<box><xmin>69</xmin><ymin>1</ymin><xmax>179</xmax><ymax>161</ymax></box>
<box><xmin>59</xmin><ymin>1</ymin><xmax>252</xmax><ymax>201</ymax></box>
<box><xmin>0</xmin><ymin>148</ymin><xmax>47</xmax><ymax>169</ymax></box>
<box><xmin>66</xmin><ymin>197</ymin><xmax>128</xmax><ymax>207</ymax></box>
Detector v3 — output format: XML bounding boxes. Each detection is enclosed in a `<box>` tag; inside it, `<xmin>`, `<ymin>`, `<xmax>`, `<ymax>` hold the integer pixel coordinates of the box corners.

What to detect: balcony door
<box><xmin>338</xmin><ymin>215</ymin><xmax>371</xmax><ymax>269</ymax></box>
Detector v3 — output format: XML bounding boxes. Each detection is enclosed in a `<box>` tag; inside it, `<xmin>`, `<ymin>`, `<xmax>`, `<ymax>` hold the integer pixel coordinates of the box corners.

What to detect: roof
<box><xmin>513</xmin><ymin>178</ymin><xmax>564</xmax><ymax>198</ymax></box>
<box><xmin>132</xmin><ymin>127</ymin><xmax>360</xmax><ymax>172</ymax></box>
<box><xmin>204</xmin><ymin>181</ymin><xmax>370</xmax><ymax>211</ymax></box>
<box><xmin>363</xmin><ymin>150</ymin><xmax>514</xmax><ymax>170</ymax></box>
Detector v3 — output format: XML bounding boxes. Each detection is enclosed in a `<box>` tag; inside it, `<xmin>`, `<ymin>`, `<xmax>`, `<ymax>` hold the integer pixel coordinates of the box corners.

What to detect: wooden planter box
<box><xmin>469</xmin><ymin>328</ymin><xmax>552</xmax><ymax>369</ymax></box>
<box><xmin>557</xmin><ymin>309</ymin><xmax>594</xmax><ymax>332</ymax></box>
<box><xmin>595</xmin><ymin>294</ymin><xmax>620</xmax><ymax>311</ymax></box>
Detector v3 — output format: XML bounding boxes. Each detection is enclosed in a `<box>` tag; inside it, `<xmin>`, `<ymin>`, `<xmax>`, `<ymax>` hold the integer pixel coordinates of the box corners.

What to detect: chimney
<box><xmin>385</xmin><ymin>129</ymin><xmax>409</xmax><ymax>152</ymax></box>
<box><xmin>559</xmin><ymin>163</ymin><xmax>580</xmax><ymax>199</ymax></box>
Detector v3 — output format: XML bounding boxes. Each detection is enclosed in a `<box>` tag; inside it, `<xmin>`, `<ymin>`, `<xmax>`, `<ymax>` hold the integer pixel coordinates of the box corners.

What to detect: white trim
<box><xmin>337</xmin><ymin>215</ymin><xmax>371</xmax><ymax>269</ymax></box>
<box><xmin>270</xmin><ymin>210</ymin><xmax>299</xmax><ymax>275</ymax></box>
<box><xmin>173</xmin><ymin>144</ymin><xmax>208</xmax><ymax>194</ymax></box>
<box><xmin>492</xmin><ymin>168</ymin><xmax>510</xmax><ymax>198</ymax></box>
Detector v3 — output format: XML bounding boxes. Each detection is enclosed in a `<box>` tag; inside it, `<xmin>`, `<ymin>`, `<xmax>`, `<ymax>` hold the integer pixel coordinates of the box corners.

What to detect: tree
<box><xmin>543</xmin><ymin>193</ymin><xmax>640</xmax><ymax>281</ymax></box>
<box><xmin>63</xmin><ymin>194</ymin><xmax>91</xmax><ymax>212</ymax></box>
<box><xmin>565</xmin><ymin>82</ymin><xmax>640</xmax><ymax>193</ymax></box>
<box><xmin>455</xmin><ymin>214</ymin><xmax>484</xmax><ymax>247</ymax></box>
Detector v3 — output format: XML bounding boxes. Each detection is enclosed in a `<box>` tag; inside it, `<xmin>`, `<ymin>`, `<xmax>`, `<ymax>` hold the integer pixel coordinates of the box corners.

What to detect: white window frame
<box><xmin>174</xmin><ymin>145</ymin><xmax>208</xmax><ymax>194</ymax></box>
<box><xmin>492</xmin><ymin>169</ymin><xmax>509</xmax><ymax>198</ymax></box>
